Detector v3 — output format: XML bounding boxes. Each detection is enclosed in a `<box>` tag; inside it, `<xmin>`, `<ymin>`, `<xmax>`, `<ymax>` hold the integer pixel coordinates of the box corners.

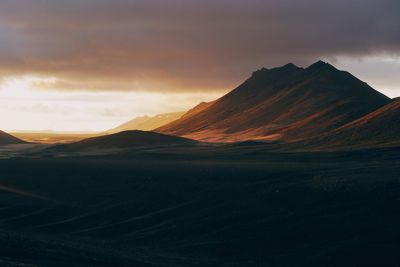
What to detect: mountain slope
<box><xmin>106</xmin><ymin>111</ymin><xmax>185</xmax><ymax>134</ymax></box>
<box><xmin>55</xmin><ymin>130</ymin><xmax>197</xmax><ymax>151</ymax></box>
<box><xmin>0</xmin><ymin>130</ymin><xmax>26</xmax><ymax>145</ymax></box>
<box><xmin>180</xmin><ymin>101</ymin><xmax>216</xmax><ymax>119</ymax></box>
<box><xmin>308</xmin><ymin>98</ymin><xmax>400</xmax><ymax>148</ymax></box>
<box><xmin>157</xmin><ymin>61</ymin><xmax>391</xmax><ymax>142</ymax></box>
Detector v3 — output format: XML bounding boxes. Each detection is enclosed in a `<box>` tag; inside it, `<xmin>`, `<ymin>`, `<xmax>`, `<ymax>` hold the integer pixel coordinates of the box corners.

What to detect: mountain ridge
<box><xmin>157</xmin><ymin>61</ymin><xmax>391</xmax><ymax>142</ymax></box>
<box><xmin>304</xmin><ymin>97</ymin><xmax>400</xmax><ymax>149</ymax></box>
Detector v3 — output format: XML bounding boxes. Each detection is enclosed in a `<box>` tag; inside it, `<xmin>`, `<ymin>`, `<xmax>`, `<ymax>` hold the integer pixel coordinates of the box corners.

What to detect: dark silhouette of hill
<box><xmin>105</xmin><ymin>111</ymin><xmax>185</xmax><ymax>134</ymax></box>
<box><xmin>0</xmin><ymin>130</ymin><xmax>26</xmax><ymax>145</ymax></box>
<box><xmin>157</xmin><ymin>61</ymin><xmax>391</xmax><ymax>142</ymax></box>
<box><xmin>55</xmin><ymin>130</ymin><xmax>197</xmax><ymax>151</ymax></box>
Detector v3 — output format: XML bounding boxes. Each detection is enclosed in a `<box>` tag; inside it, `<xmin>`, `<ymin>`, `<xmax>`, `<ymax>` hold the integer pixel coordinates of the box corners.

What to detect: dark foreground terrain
<box><xmin>0</xmin><ymin>145</ymin><xmax>400</xmax><ymax>266</ymax></box>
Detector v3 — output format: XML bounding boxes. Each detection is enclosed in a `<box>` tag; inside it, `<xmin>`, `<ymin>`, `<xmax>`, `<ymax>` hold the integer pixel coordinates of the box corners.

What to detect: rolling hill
<box><xmin>0</xmin><ymin>130</ymin><xmax>26</xmax><ymax>145</ymax></box>
<box><xmin>105</xmin><ymin>111</ymin><xmax>185</xmax><ymax>134</ymax></box>
<box><xmin>157</xmin><ymin>61</ymin><xmax>391</xmax><ymax>142</ymax></box>
<box><xmin>54</xmin><ymin>130</ymin><xmax>197</xmax><ymax>151</ymax></box>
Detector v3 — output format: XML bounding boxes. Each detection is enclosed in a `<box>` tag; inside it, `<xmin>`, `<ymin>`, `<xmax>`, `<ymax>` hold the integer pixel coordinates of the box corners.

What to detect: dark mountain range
<box><xmin>157</xmin><ymin>61</ymin><xmax>391</xmax><ymax>142</ymax></box>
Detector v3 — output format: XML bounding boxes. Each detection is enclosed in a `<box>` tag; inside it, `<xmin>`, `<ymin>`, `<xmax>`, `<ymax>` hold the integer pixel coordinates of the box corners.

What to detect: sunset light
<box><xmin>0</xmin><ymin>1</ymin><xmax>400</xmax><ymax>266</ymax></box>
<box><xmin>0</xmin><ymin>76</ymin><xmax>223</xmax><ymax>132</ymax></box>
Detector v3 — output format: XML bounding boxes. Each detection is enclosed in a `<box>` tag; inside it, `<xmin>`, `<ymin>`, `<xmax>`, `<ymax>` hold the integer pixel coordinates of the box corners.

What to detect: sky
<box><xmin>0</xmin><ymin>0</ymin><xmax>400</xmax><ymax>132</ymax></box>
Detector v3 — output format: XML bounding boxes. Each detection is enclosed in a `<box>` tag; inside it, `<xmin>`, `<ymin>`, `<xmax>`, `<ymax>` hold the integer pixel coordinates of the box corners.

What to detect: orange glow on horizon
<box><xmin>0</xmin><ymin>75</ymin><xmax>224</xmax><ymax>132</ymax></box>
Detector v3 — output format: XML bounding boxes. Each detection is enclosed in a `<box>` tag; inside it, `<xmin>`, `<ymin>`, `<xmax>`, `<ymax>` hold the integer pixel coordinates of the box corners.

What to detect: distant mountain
<box><xmin>157</xmin><ymin>61</ymin><xmax>391</xmax><ymax>142</ymax></box>
<box><xmin>308</xmin><ymin>98</ymin><xmax>400</xmax><ymax>148</ymax></box>
<box><xmin>106</xmin><ymin>112</ymin><xmax>185</xmax><ymax>134</ymax></box>
<box><xmin>0</xmin><ymin>130</ymin><xmax>26</xmax><ymax>145</ymax></box>
<box><xmin>56</xmin><ymin>130</ymin><xmax>197</xmax><ymax>151</ymax></box>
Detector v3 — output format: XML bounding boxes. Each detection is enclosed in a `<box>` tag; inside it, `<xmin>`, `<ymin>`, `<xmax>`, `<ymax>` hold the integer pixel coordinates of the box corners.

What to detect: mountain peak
<box><xmin>282</xmin><ymin>62</ymin><xmax>298</xmax><ymax>68</ymax></box>
<box><xmin>306</xmin><ymin>60</ymin><xmax>336</xmax><ymax>72</ymax></box>
<box><xmin>251</xmin><ymin>67</ymin><xmax>269</xmax><ymax>77</ymax></box>
<box><xmin>158</xmin><ymin>61</ymin><xmax>391</xmax><ymax>142</ymax></box>
<box><xmin>273</xmin><ymin>62</ymin><xmax>302</xmax><ymax>72</ymax></box>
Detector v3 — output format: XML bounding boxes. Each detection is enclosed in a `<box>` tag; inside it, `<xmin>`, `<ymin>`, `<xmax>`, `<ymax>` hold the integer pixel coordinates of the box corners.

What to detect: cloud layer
<box><xmin>0</xmin><ymin>0</ymin><xmax>400</xmax><ymax>92</ymax></box>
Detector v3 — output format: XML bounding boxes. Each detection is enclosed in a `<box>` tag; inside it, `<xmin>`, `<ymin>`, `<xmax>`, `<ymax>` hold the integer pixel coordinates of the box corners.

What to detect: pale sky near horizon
<box><xmin>0</xmin><ymin>0</ymin><xmax>399</xmax><ymax>132</ymax></box>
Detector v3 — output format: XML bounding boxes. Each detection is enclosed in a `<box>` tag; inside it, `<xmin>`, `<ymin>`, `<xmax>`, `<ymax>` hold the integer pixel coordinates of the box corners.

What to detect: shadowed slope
<box><xmin>306</xmin><ymin>98</ymin><xmax>400</xmax><ymax>149</ymax></box>
<box><xmin>0</xmin><ymin>130</ymin><xmax>26</xmax><ymax>145</ymax></box>
<box><xmin>106</xmin><ymin>111</ymin><xmax>185</xmax><ymax>134</ymax></box>
<box><xmin>157</xmin><ymin>61</ymin><xmax>390</xmax><ymax>142</ymax></box>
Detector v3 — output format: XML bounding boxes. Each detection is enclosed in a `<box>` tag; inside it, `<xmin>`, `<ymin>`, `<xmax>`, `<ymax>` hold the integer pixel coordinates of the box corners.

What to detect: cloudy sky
<box><xmin>0</xmin><ymin>0</ymin><xmax>399</xmax><ymax>131</ymax></box>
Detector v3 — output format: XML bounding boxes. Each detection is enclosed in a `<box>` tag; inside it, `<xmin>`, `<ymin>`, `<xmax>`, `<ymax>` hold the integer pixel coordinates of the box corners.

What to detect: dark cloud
<box><xmin>0</xmin><ymin>0</ymin><xmax>399</xmax><ymax>91</ymax></box>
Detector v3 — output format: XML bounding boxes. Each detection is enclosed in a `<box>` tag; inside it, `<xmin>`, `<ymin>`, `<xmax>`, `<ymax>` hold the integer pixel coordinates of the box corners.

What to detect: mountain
<box><xmin>307</xmin><ymin>98</ymin><xmax>400</xmax><ymax>148</ymax></box>
<box><xmin>180</xmin><ymin>101</ymin><xmax>216</xmax><ymax>119</ymax></box>
<box><xmin>0</xmin><ymin>130</ymin><xmax>26</xmax><ymax>145</ymax></box>
<box><xmin>157</xmin><ymin>61</ymin><xmax>391</xmax><ymax>142</ymax></box>
<box><xmin>55</xmin><ymin>130</ymin><xmax>197</xmax><ymax>151</ymax></box>
<box><xmin>106</xmin><ymin>112</ymin><xmax>185</xmax><ymax>134</ymax></box>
